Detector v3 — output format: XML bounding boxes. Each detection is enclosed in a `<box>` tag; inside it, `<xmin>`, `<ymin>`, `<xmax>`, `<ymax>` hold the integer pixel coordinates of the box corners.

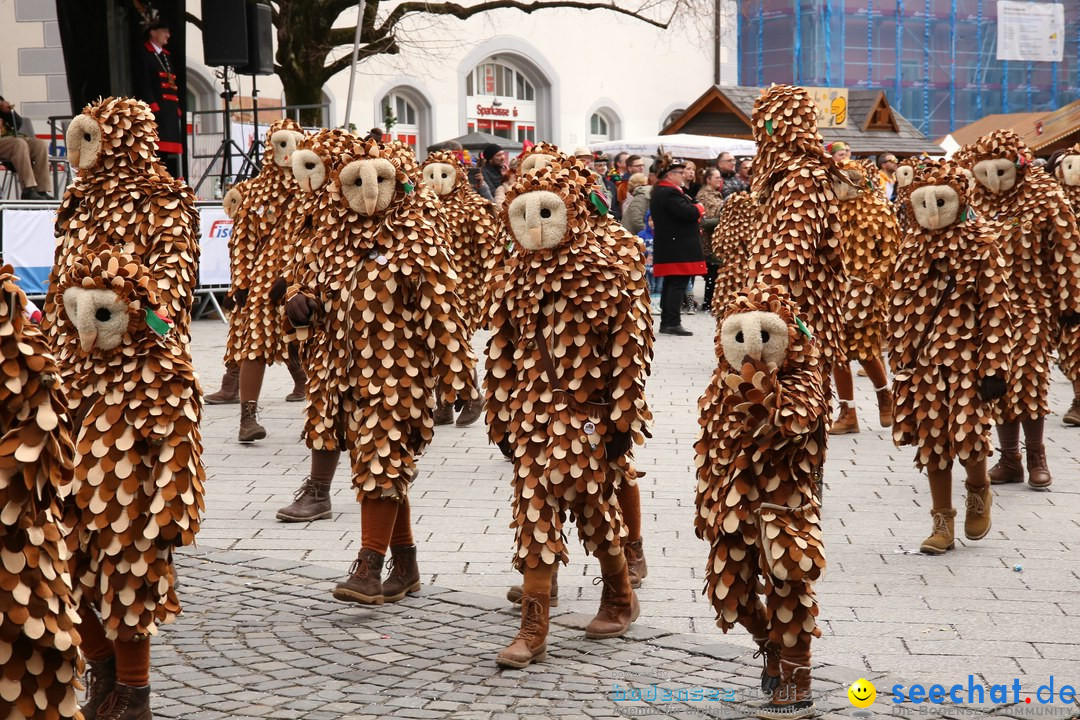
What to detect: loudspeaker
<box><xmin>236</xmin><ymin>3</ymin><xmax>274</xmax><ymax>76</ymax></box>
<box><xmin>201</xmin><ymin>0</ymin><xmax>248</xmax><ymax>67</ymax></box>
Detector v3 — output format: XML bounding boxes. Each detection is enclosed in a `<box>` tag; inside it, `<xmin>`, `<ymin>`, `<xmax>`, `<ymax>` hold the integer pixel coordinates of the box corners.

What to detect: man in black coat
<box><xmin>133</xmin><ymin>17</ymin><xmax>183</xmax><ymax>178</ymax></box>
<box><xmin>649</xmin><ymin>155</ymin><xmax>706</xmax><ymax>336</ymax></box>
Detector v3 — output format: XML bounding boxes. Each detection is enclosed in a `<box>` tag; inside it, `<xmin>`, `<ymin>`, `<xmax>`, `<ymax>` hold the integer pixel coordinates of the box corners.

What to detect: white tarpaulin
<box><xmin>588</xmin><ymin>134</ymin><xmax>756</xmax><ymax>160</ymax></box>
<box><xmin>196</xmin><ymin>203</ymin><xmax>232</xmax><ymax>286</ymax></box>
<box><xmin>1</xmin><ymin>206</ymin><xmax>57</xmax><ymax>295</ymax></box>
<box><xmin>997</xmin><ymin>1</ymin><xmax>1065</xmax><ymax>62</ymax></box>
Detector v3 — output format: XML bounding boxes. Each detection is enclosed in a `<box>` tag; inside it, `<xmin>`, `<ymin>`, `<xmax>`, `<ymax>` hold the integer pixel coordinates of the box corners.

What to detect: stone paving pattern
<box><xmin>155</xmin><ymin>307</ymin><xmax>1080</xmax><ymax>718</ymax></box>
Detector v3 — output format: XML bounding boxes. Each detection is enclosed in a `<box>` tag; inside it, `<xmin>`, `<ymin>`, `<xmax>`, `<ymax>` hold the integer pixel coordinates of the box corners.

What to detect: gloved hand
<box><xmin>1062</xmin><ymin>312</ymin><xmax>1080</xmax><ymax>328</ymax></box>
<box><xmin>286</xmin><ymin>294</ymin><xmax>320</xmax><ymax>327</ymax></box>
<box><xmin>605</xmin><ymin>429</ymin><xmax>633</xmax><ymax>460</ymax></box>
<box><xmin>496</xmin><ymin>436</ymin><xmax>513</xmax><ymax>460</ymax></box>
<box><xmin>979</xmin><ymin>375</ymin><xmax>1007</xmax><ymax>401</ymax></box>
<box><xmin>268</xmin><ymin>277</ymin><xmax>288</xmax><ymax>304</ymax></box>
<box><xmin>233</xmin><ymin>287</ymin><xmax>250</xmax><ymax>309</ymax></box>
<box><xmin>221</xmin><ymin>293</ymin><xmax>236</xmax><ymax>311</ymax></box>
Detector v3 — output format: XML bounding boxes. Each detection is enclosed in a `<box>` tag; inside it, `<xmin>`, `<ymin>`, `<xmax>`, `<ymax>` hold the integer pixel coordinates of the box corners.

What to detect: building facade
<box><xmin>738</xmin><ymin>0</ymin><xmax>1080</xmax><ymax>140</ymax></box>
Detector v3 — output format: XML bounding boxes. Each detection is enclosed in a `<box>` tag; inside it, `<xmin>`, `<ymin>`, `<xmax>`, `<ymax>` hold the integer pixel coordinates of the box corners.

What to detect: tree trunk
<box><xmin>278</xmin><ymin>66</ymin><xmax>329</xmax><ymax>126</ymax></box>
<box><xmin>274</xmin><ymin>0</ymin><xmax>339</xmax><ymax>126</ymax></box>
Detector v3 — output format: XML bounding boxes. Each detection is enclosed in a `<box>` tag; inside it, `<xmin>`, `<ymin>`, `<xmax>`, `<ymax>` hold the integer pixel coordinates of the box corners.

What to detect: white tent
<box><xmin>938</xmin><ymin>133</ymin><xmax>962</xmax><ymax>159</ymax></box>
<box><xmin>588</xmin><ymin>134</ymin><xmax>756</xmax><ymax>159</ymax></box>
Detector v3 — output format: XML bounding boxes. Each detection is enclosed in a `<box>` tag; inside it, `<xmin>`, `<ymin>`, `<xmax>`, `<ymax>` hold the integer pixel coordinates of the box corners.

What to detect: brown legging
<box><xmin>834</xmin><ymin>355</ymin><xmax>888</xmax><ymax>402</ymax></box>
<box><xmin>616</xmin><ymin>482</ymin><xmax>642</xmax><ymax>543</ymax></box>
<box><xmin>77</xmin><ymin>607</ymin><xmax>151</xmax><ymax>686</ymax></box>
<box><xmin>361</xmin><ymin>496</ymin><xmax>413</xmax><ymax>554</ymax></box>
<box><xmin>239</xmin><ymin>360</ymin><xmax>266</xmax><ymax>403</ymax></box>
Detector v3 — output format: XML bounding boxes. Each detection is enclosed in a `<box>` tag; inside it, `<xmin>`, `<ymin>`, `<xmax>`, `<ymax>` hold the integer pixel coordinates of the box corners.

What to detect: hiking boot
<box><xmin>433</xmin><ymin>400</ymin><xmax>455</xmax><ymax>426</ymax></box>
<box><xmin>1026</xmin><ymin>443</ymin><xmax>1052</xmax><ymax>490</ymax></box>
<box><xmin>275</xmin><ymin>476</ymin><xmax>332</xmax><ymax>522</ymax></box>
<box><xmin>81</xmin><ymin>656</ymin><xmax>116</xmax><ymax>720</ymax></box>
<box><xmin>920</xmin><ymin>507</ymin><xmax>956</xmax><ymax>555</ymax></box>
<box><xmin>876</xmin><ymin>386</ymin><xmax>894</xmax><ymax>427</ymax></box>
<box><xmin>455</xmin><ymin>395</ymin><xmax>484</xmax><ymax>427</ymax></box>
<box><xmin>1064</xmin><ymin>396</ymin><xmax>1080</xmax><ymax>426</ymax></box>
<box><xmin>757</xmin><ymin>660</ymin><xmax>814</xmax><ymax>719</ymax></box>
<box><xmin>753</xmin><ymin>637</ymin><xmax>781</xmax><ymax>694</ymax></box>
<box><xmin>988</xmin><ymin>451</ymin><xmax>1024</xmax><ymax>485</ymax></box>
<box><xmin>333</xmin><ymin>548</ymin><xmax>385</xmax><ymax>605</ymax></box>
<box><xmin>285</xmin><ymin>352</ymin><xmax>306</xmax><ymax>402</ymax></box>
<box><xmin>507</xmin><ymin>564</ymin><xmax>559</xmax><ymax>607</ymax></box>
<box><xmin>964</xmin><ymin>484</ymin><xmax>992</xmax><ymax>540</ymax></box>
<box><xmin>584</xmin><ymin>564</ymin><xmax>640</xmax><ymax>639</ymax></box>
<box><xmin>95</xmin><ymin>682</ymin><xmax>152</xmax><ymax>720</ymax></box>
<box><xmin>382</xmin><ymin>544</ymin><xmax>421</xmax><ymax>602</ymax></box>
<box><xmin>238</xmin><ymin>400</ymin><xmax>266</xmax><ymax>442</ymax></box>
<box><xmin>832</xmin><ymin>402</ymin><xmax>859</xmax><ymax>434</ymax></box>
<box><xmin>496</xmin><ymin>592</ymin><xmax>550</xmax><ymax>668</ymax></box>
<box><xmin>624</xmin><ymin>539</ymin><xmax>648</xmax><ymax>589</ymax></box>
<box><xmin>205</xmin><ymin>365</ymin><xmax>239</xmax><ymax>405</ymax></box>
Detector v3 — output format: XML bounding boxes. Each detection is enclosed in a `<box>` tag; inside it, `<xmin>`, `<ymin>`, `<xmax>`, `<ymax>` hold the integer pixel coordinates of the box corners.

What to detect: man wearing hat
<box><xmin>481</xmin><ymin>143</ymin><xmax>507</xmax><ymax>198</ymax></box>
<box><xmin>0</xmin><ymin>95</ymin><xmax>52</xmax><ymax>199</ymax></box>
<box><xmin>649</xmin><ymin>152</ymin><xmax>706</xmax><ymax>335</ymax></box>
<box><xmin>133</xmin><ymin>10</ymin><xmax>183</xmax><ymax>178</ymax></box>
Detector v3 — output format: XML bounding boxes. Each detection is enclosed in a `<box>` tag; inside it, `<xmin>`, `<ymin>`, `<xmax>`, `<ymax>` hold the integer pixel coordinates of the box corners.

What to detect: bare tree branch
<box><xmin>380</xmin><ymin>0</ymin><xmax>671</xmax><ymax>35</ymax></box>
<box><xmin>184</xmin><ymin>10</ymin><xmax>203</xmax><ymax>30</ymax></box>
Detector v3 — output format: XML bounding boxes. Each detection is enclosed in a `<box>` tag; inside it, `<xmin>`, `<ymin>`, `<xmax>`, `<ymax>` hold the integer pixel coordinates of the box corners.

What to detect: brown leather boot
<box><xmin>757</xmin><ymin>660</ymin><xmax>814</xmax><ymax>719</ymax></box>
<box><xmin>81</xmin><ymin>656</ymin><xmax>116</xmax><ymax>720</ymax></box>
<box><xmin>454</xmin><ymin>395</ymin><xmax>484</xmax><ymax>427</ymax></box>
<box><xmin>876</xmin><ymin>386</ymin><xmax>894</xmax><ymax>427</ymax></box>
<box><xmin>204</xmin><ymin>365</ymin><xmax>239</xmax><ymax>405</ymax></box>
<box><xmin>496</xmin><ymin>592</ymin><xmax>550</xmax><ymax>668</ymax></box>
<box><xmin>989</xmin><ymin>452</ymin><xmax>1024</xmax><ymax>485</ymax></box>
<box><xmin>624</xmin><ymin>539</ymin><xmax>648</xmax><ymax>589</ymax></box>
<box><xmin>507</xmin><ymin>564</ymin><xmax>560</xmax><ymax>607</ymax></box>
<box><xmin>1064</xmin><ymin>396</ymin><xmax>1080</xmax><ymax>426</ymax></box>
<box><xmin>333</xmin><ymin>549</ymin><xmax>385</xmax><ymax>605</ymax></box>
<box><xmin>382</xmin><ymin>544</ymin><xmax>421</xmax><ymax>602</ymax></box>
<box><xmin>1026</xmin><ymin>443</ymin><xmax>1052</xmax><ymax>490</ymax></box>
<box><xmin>753</xmin><ymin>636</ymin><xmax>781</xmax><ymax>694</ymax></box>
<box><xmin>964</xmin><ymin>483</ymin><xmax>993</xmax><ymax>540</ymax></box>
<box><xmin>238</xmin><ymin>400</ymin><xmax>266</xmax><ymax>443</ymax></box>
<box><xmin>276</xmin><ymin>476</ymin><xmax>332</xmax><ymax>522</ymax></box>
<box><xmin>285</xmin><ymin>348</ymin><xmax>306</xmax><ymax>402</ymax></box>
<box><xmin>433</xmin><ymin>400</ymin><xmax>455</xmax><ymax>426</ymax></box>
<box><xmin>920</xmin><ymin>507</ymin><xmax>956</xmax><ymax>555</ymax></box>
<box><xmin>831</xmin><ymin>402</ymin><xmax>859</xmax><ymax>434</ymax></box>
<box><xmin>584</xmin><ymin>560</ymin><xmax>640</xmax><ymax>639</ymax></box>
<box><xmin>95</xmin><ymin>683</ymin><xmax>152</xmax><ymax>720</ymax></box>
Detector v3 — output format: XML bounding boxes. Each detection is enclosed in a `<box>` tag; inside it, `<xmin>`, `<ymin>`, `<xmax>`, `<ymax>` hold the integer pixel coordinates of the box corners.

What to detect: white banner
<box><xmin>197</xmin><ymin>204</ymin><xmax>232</xmax><ymax>287</ymax></box>
<box><xmin>1</xmin><ymin>207</ymin><xmax>58</xmax><ymax>295</ymax></box>
<box><xmin>997</xmin><ymin>1</ymin><xmax>1065</xmax><ymax>62</ymax></box>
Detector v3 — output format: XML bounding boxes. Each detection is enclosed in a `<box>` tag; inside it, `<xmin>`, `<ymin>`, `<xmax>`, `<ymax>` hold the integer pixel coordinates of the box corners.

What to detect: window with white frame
<box><xmin>587</xmin><ymin>112</ymin><xmax>612</xmax><ymax>144</ymax></box>
<box><xmin>465</xmin><ymin>58</ymin><xmax>537</xmax><ymax>141</ymax></box>
<box><xmin>383</xmin><ymin>92</ymin><xmax>420</xmax><ymax>150</ymax></box>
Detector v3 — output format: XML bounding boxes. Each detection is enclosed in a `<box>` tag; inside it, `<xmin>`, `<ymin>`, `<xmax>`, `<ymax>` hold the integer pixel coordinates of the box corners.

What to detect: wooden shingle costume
<box><xmin>0</xmin><ymin>268</ymin><xmax>82</xmax><ymax>720</ymax></box>
<box><xmin>420</xmin><ymin>149</ymin><xmax>503</xmax><ymax>427</ymax></box>
<box><xmin>57</xmin><ymin>251</ymin><xmax>204</xmax><ymax>718</ymax></box>
<box><xmin>45</xmin><ymin>97</ymin><xmax>199</xmax><ymax>362</ymax></box>
<box><xmin>1051</xmin><ymin>143</ymin><xmax>1080</xmax><ymax>426</ymax></box>
<box><xmin>285</xmin><ymin>138</ymin><xmax>477</xmax><ymax>606</ymax></box>
<box><xmin>748</xmin><ymin>85</ymin><xmax>847</xmax><ymax>368</ymax></box>
<box><xmin>888</xmin><ymin>160</ymin><xmax>1013</xmax><ymax>554</ymax></box>
<box><xmin>694</xmin><ymin>283</ymin><xmax>825</xmax><ymax>719</ymax></box>
<box><xmin>831</xmin><ymin>160</ymin><xmax>901</xmax><ymax>435</ymax></box>
<box><xmin>484</xmin><ymin>159</ymin><xmax>653</xmax><ymax>669</ymax></box>
<box><xmin>962</xmin><ymin>129</ymin><xmax>1080</xmax><ymax>490</ymax></box>
<box><xmin>225</xmin><ymin>118</ymin><xmax>308</xmax><ymax>443</ymax></box>
<box><xmin>708</xmin><ymin>191</ymin><xmax>755</xmax><ymax>319</ymax></box>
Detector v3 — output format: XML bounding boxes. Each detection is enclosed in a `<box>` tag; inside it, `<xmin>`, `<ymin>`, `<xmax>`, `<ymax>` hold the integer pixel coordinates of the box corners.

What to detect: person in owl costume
<box><xmin>831</xmin><ymin>161</ymin><xmax>901</xmax><ymax>434</ymax></box>
<box><xmin>1050</xmin><ymin>144</ymin><xmax>1080</xmax><ymax>426</ymax></box>
<box><xmin>892</xmin><ymin>157</ymin><xmax>922</xmax><ymax>233</ymax></box>
<box><xmin>694</xmin><ymin>283</ymin><xmax>826</xmax><ymax>720</ymax></box>
<box><xmin>203</xmin><ymin>180</ymin><xmax>249</xmax><ymax>406</ymax></box>
<box><xmin>420</xmin><ymin>149</ymin><xmax>502</xmax><ymax>427</ymax></box>
<box><xmin>43</xmin><ymin>97</ymin><xmax>199</xmax><ymax>363</ymax></box>
<box><xmin>0</xmin><ymin>268</ymin><xmax>82</xmax><ymax>720</ymax></box>
<box><xmin>749</xmin><ymin>85</ymin><xmax>847</xmax><ymax>370</ymax></box>
<box><xmin>272</xmin><ymin>127</ymin><xmax>360</xmax><ymax>524</ymax></box>
<box><xmin>485</xmin><ymin>158</ymin><xmax>653</xmax><ymax>669</ymax></box>
<box><xmin>285</xmin><ymin>138</ymin><xmax>477</xmax><ymax>606</ymax></box>
<box><xmin>224</xmin><ymin>118</ymin><xmax>308</xmax><ymax>443</ymax></box>
<box><xmin>888</xmin><ymin>160</ymin><xmax>1013</xmax><ymax>553</ymax></box>
<box><xmin>56</xmin><ymin>251</ymin><xmax>204</xmax><ymax>720</ymax></box>
<box><xmin>961</xmin><ymin>129</ymin><xmax>1080</xmax><ymax>490</ymax></box>
<box><xmin>708</xmin><ymin>190</ymin><xmax>756</xmax><ymax>318</ymax></box>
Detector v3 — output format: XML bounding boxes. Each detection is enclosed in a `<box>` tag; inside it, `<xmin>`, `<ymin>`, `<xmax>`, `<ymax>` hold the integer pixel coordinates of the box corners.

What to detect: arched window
<box><xmin>662</xmin><ymin>108</ymin><xmax>686</xmax><ymax>131</ymax></box>
<box><xmin>465</xmin><ymin>58</ymin><xmax>537</xmax><ymax>143</ymax></box>
<box><xmin>588</xmin><ymin>112</ymin><xmax>611</xmax><ymax>144</ymax></box>
<box><xmin>383</xmin><ymin>91</ymin><xmax>420</xmax><ymax>151</ymax></box>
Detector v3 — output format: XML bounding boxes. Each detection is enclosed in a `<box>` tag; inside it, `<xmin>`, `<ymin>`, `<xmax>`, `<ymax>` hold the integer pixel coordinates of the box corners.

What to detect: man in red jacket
<box><xmin>649</xmin><ymin>153</ymin><xmax>705</xmax><ymax>335</ymax></box>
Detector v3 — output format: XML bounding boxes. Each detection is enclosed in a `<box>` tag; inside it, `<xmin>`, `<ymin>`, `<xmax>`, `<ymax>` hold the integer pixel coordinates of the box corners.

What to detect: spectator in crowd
<box><xmin>619</xmin><ymin>154</ymin><xmax>646</xmax><ymax>205</ymax></box>
<box><xmin>0</xmin><ymin>95</ymin><xmax>51</xmax><ymax>199</ymax></box>
<box><xmin>722</xmin><ymin>157</ymin><xmax>751</xmax><ymax>197</ymax></box>
<box><xmin>695</xmin><ymin>167</ymin><xmax>725</xmax><ymax>218</ymax></box>
<box><xmin>594</xmin><ymin>154</ymin><xmax>621</xmax><ymax>220</ymax></box>
<box><xmin>481</xmin><ymin>143</ymin><xmax>507</xmax><ymax>198</ymax></box>
<box><xmin>715</xmin><ymin>151</ymin><xmax>736</xmax><ymax>179</ymax></box>
<box><xmin>612</xmin><ymin>152</ymin><xmax>629</xmax><ymax>180</ymax></box>
<box><xmin>366</xmin><ymin>128</ymin><xmax>384</xmax><ymax>142</ymax></box>
<box><xmin>573</xmin><ymin>146</ymin><xmax>595</xmax><ymax>171</ymax></box>
<box><xmin>133</xmin><ymin>17</ymin><xmax>183</xmax><ymax>178</ymax></box>
<box><xmin>696</xmin><ymin>167</ymin><xmax>725</xmax><ymax>313</ymax></box>
<box><xmin>828</xmin><ymin>141</ymin><xmax>851</xmax><ymax>164</ymax></box>
<box><xmin>494</xmin><ymin>157</ymin><xmax>519</xmax><ymax>207</ymax></box>
<box><xmin>650</xmin><ymin>155</ymin><xmax>706</xmax><ymax>336</ymax></box>
<box><xmin>622</xmin><ymin>172</ymin><xmax>652</xmax><ymax>235</ymax></box>
<box><xmin>878</xmin><ymin>153</ymin><xmax>898</xmax><ymax>200</ymax></box>
<box><xmin>684</xmin><ymin>160</ymin><xmax>701</xmax><ymax>198</ymax></box>
<box><xmin>638</xmin><ymin>210</ymin><xmax>661</xmax><ymax>314</ymax></box>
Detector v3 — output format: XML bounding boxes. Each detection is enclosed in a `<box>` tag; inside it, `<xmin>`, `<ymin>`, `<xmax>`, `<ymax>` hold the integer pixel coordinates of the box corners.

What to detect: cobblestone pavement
<box><xmin>167</xmin><ymin>305</ymin><xmax>1080</xmax><ymax>718</ymax></box>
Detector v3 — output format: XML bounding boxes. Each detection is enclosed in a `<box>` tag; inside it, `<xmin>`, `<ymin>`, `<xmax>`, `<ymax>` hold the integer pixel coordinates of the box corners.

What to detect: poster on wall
<box><xmin>197</xmin><ymin>204</ymin><xmax>232</xmax><ymax>287</ymax></box>
<box><xmin>802</xmin><ymin>87</ymin><xmax>849</xmax><ymax>129</ymax></box>
<box><xmin>997</xmin><ymin>1</ymin><xmax>1065</xmax><ymax>62</ymax></box>
<box><xmin>0</xmin><ymin>207</ymin><xmax>56</xmax><ymax>295</ymax></box>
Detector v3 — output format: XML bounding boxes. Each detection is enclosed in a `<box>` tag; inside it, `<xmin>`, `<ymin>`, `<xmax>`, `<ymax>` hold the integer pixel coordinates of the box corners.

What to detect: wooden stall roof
<box><xmin>940</xmin><ymin>99</ymin><xmax>1080</xmax><ymax>155</ymax></box>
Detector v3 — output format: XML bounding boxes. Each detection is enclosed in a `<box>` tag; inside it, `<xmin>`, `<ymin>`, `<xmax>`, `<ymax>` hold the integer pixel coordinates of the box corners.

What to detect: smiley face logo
<box><xmin>848</xmin><ymin>678</ymin><xmax>877</xmax><ymax>708</ymax></box>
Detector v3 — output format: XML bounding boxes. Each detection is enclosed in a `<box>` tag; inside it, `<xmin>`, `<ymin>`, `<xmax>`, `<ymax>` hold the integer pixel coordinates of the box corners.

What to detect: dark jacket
<box><xmin>649</xmin><ymin>181</ymin><xmax>706</xmax><ymax>277</ymax></box>
<box><xmin>133</xmin><ymin>41</ymin><xmax>182</xmax><ymax>155</ymax></box>
<box><xmin>482</xmin><ymin>163</ymin><xmax>503</xmax><ymax>199</ymax></box>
